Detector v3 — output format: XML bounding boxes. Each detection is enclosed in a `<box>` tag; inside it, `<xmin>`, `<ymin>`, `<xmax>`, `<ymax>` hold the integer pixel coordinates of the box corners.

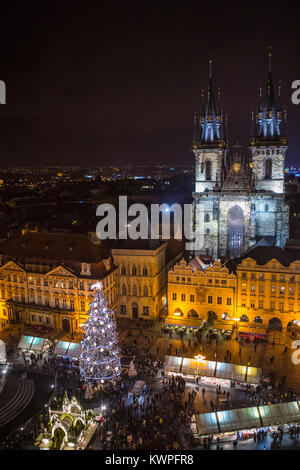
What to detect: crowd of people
<box><xmin>1</xmin><ymin>319</ymin><xmax>300</xmax><ymax>451</ymax></box>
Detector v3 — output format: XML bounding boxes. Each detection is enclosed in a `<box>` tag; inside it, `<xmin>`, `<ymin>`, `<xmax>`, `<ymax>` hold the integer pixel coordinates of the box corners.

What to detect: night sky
<box><xmin>0</xmin><ymin>1</ymin><xmax>300</xmax><ymax>167</ymax></box>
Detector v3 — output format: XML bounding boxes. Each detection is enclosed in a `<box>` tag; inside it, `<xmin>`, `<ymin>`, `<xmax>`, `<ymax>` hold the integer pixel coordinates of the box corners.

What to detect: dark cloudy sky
<box><xmin>0</xmin><ymin>1</ymin><xmax>300</xmax><ymax>167</ymax></box>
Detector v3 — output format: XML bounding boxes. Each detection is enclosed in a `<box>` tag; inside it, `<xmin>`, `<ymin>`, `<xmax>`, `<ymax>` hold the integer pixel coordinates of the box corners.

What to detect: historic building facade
<box><xmin>0</xmin><ymin>233</ymin><xmax>117</xmax><ymax>334</ymax></box>
<box><xmin>111</xmin><ymin>239</ymin><xmax>183</xmax><ymax>320</ymax></box>
<box><xmin>192</xmin><ymin>55</ymin><xmax>289</xmax><ymax>259</ymax></box>
<box><xmin>166</xmin><ymin>247</ymin><xmax>300</xmax><ymax>334</ymax></box>
<box><xmin>166</xmin><ymin>258</ymin><xmax>236</xmax><ymax>327</ymax></box>
<box><xmin>236</xmin><ymin>246</ymin><xmax>300</xmax><ymax>332</ymax></box>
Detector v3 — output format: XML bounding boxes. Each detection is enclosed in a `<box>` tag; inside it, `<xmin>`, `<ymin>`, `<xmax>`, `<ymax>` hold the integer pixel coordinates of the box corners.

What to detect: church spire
<box><xmin>193</xmin><ymin>57</ymin><xmax>227</xmax><ymax>149</ymax></box>
<box><xmin>250</xmin><ymin>47</ymin><xmax>287</xmax><ymax>147</ymax></box>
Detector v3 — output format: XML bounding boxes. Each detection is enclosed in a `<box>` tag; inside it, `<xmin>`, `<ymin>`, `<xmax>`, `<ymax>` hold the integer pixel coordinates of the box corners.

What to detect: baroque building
<box><xmin>110</xmin><ymin>238</ymin><xmax>184</xmax><ymax>320</ymax></box>
<box><xmin>166</xmin><ymin>258</ymin><xmax>236</xmax><ymax>328</ymax></box>
<box><xmin>192</xmin><ymin>54</ymin><xmax>289</xmax><ymax>259</ymax></box>
<box><xmin>166</xmin><ymin>245</ymin><xmax>300</xmax><ymax>336</ymax></box>
<box><xmin>0</xmin><ymin>232</ymin><xmax>117</xmax><ymax>334</ymax></box>
<box><xmin>236</xmin><ymin>246</ymin><xmax>300</xmax><ymax>333</ymax></box>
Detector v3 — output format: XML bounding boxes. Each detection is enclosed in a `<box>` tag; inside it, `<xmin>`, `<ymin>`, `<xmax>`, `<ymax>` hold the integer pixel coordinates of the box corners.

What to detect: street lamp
<box><xmin>194</xmin><ymin>354</ymin><xmax>205</xmax><ymax>361</ymax></box>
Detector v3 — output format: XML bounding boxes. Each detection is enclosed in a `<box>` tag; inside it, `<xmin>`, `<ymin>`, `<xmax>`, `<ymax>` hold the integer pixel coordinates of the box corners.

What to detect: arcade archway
<box><xmin>268</xmin><ymin>317</ymin><xmax>283</xmax><ymax>332</ymax></box>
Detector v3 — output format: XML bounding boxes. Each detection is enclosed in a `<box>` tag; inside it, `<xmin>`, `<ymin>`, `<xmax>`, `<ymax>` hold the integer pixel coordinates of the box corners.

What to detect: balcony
<box><xmin>6</xmin><ymin>299</ymin><xmax>77</xmax><ymax>315</ymax></box>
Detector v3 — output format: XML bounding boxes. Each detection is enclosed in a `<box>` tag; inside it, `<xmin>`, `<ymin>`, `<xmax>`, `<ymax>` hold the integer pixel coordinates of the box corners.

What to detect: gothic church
<box><xmin>192</xmin><ymin>53</ymin><xmax>289</xmax><ymax>259</ymax></box>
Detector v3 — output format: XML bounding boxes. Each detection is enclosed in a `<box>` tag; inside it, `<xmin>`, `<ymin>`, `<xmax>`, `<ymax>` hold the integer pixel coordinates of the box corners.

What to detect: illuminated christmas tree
<box><xmin>80</xmin><ymin>282</ymin><xmax>121</xmax><ymax>384</ymax></box>
<box><xmin>128</xmin><ymin>360</ymin><xmax>137</xmax><ymax>378</ymax></box>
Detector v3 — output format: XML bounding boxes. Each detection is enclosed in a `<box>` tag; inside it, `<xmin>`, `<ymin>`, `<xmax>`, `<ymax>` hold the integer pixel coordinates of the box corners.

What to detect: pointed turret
<box><xmin>250</xmin><ymin>46</ymin><xmax>287</xmax><ymax>146</ymax></box>
<box><xmin>193</xmin><ymin>58</ymin><xmax>227</xmax><ymax>149</ymax></box>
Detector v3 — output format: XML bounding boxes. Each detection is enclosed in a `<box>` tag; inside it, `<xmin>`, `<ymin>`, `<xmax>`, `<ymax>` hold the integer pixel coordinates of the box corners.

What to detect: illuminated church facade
<box><xmin>192</xmin><ymin>54</ymin><xmax>289</xmax><ymax>259</ymax></box>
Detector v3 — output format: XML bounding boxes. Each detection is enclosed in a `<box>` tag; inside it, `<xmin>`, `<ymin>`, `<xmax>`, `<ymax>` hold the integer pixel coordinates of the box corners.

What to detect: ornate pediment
<box><xmin>0</xmin><ymin>260</ymin><xmax>25</xmax><ymax>273</ymax></box>
<box><xmin>46</xmin><ymin>266</ymin><xmax>77</xmax><ymax>278</ymax></box>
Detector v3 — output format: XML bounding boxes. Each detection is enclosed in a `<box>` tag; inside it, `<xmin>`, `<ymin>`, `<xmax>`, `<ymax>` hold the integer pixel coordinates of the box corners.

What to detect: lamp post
<box><xmin>194</xmin><ymin>354</ymin><xmax>205</xmax><ymax>384</ymax></box>
<box><xmin>233</xmin><ymin>317</ymin><xmax>240</xmax><ymax>338</ymax></box>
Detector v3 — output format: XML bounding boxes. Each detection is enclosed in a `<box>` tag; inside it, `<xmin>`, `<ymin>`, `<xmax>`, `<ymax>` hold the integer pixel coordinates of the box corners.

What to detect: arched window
<box><xmin>143</xmin><ymin>266</ymin><xmax>148</xmax><ymax>276</ymax></box>
<box><xmin>133</xmin><ymin>285</ymin><xmax>137</xmax><ymax>296</ymax></box>
<box><xmin>204</xmin><ymin>213</ymin><xmax>210</xmax><ymax>222</ymax></box>
<box><xmin>121</xmin><ymin>265</ymin><xmax>126</xmax><ymax>275</ymax></box>
<box><xmin>206</xmin><ymin>228</ymin><xmax>210</xmax><ymax>234</ymax></box>
<box><xmin>143</xmin><ymin>285</ymin><xmax>148</xmax><ymax>297</ymax></box>
<box><xmin>121</xmin><ymin>284</ymin><xmax>126</xmax><ymax>296</ymax></box>
<box><xmin>227</xmin><ymin>205</ymin><xmax>244</xmax><ymax>258</ymax></box>
<box><xmin>265</xmin><ymin>159</ymin><xmax>272</xmax><ymax>179</ymax></box>
<box><xmin>205</xmin><ymin>160</ymin><xmax>211</xmax><ymax>181</ymax></box>
<box><xmin>132</xmin><ymin>266</ymin><xmax>136</xmax><ymax>276</ymax></box>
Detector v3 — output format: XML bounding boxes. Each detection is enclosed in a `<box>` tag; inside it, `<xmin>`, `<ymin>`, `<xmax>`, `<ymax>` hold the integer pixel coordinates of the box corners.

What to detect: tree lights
<box><xmin>80</xmin><ymin>281</ymin><xmax>121</xmax><ymax>383</ymax></box>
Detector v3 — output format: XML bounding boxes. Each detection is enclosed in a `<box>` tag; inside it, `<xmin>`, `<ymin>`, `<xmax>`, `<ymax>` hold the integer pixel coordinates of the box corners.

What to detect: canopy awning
<box><xmin>164</xmin><ymin>355</ymin><xmax>182</xmax><ymax>373</ymax></box>
<box><xmin>239</xmin><ymin>326</ymin><xmax>267</xmax><ymax>335</ymax></box>
<box><xmin>67</xmin><ymin>342</ymin><xmax>80</xmax><ymax>358</ymax></box>
<box><xmin>195</xmin><ymin>401</ymin><xmax>300</xmax><ymax>436</ymax></box>
<box><xmin>18</xmin><ymin>335</ymin><xmax>35</xmax><ymax>350</ymax></box>
<box><xmin>164</xmin><ymin>318</ymin><xmax>203</xmax><ymax>328</ymax></box>
<box><xmin>131</xmin><ymin>380</ymin><xmax>146</xmax><ymax>394</ymax></box>
<box><xmin>164</xmin><ymin>355</ymin><xmax>261</xmax><ymax>384</ymax></box>
<box><xmin>54</xmin><ymin>341</ymin><xmax>80</xmax><ymax>358</ymax></box>
<box><xmin>30</xmin><ymin>336</ymin><xmax>47</xmax><ymax>352</ymax></box>
<box><xmin>18</xmin><ymin>335</ymin><xmax>49</xmax><ymax>352</ymax></box>
<box><xmin>54</xmin><ymin>340</ymin><xmax>71</xmax><ymax>356</ymax></box>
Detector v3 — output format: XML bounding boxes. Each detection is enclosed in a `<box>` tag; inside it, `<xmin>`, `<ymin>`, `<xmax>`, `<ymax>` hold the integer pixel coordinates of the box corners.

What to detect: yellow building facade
<box><xmin>0</xmin><ymin>233</ymin><xmax>117</xmax><ymax>335</ymax></box>
<box><xmin>111</xmin><ymin>240</ymin><xmax>168</xmax><ymax>320</ymax></box>
<box><xmin>167</xmin><ymin>247</ymin><xmax>300</xmax><ymax>334</ymax></box>
<box><xmin>166</xmin><ymin>259</ymin><xmax>236</xmax><ymax>327</ymax></box>
<box><xmin>236</xmin><ymin>253</ymin><xmax>300</xmax><ymax>331</ymax></box>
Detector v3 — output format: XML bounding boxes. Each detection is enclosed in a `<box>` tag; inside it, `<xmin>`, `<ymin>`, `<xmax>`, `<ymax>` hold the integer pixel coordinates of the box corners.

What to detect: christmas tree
<box><xmin>80</xmin><ymin>281</ymin><xmax>121</xmax><ymax>383</ymax></box>
<box><xmin>128</xmin><ymin>360</ymin><xmax>137</xmax><ymax>378</ymax></box>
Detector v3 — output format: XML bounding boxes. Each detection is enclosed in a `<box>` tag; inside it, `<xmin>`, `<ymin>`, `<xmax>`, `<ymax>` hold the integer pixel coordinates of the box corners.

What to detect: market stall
<box><xmin>0</xmin><ymin>340</ymin><xmax>6</xmax><ymax>364</ymax></box>
<box><xmin>192</xmin><ymin>401</ymin><xmax>300</xmax><ymax>441</ymax></box>
<box><xmin>129</xmin><ymin>380</ymin><xmax>146</xmax><ymax>396</ymax></box>
<box><xmin>164</xmin><ymin>355</ymin><xmax>261</xmax><ymax>387</ymax></box>
<box><xmin>164</xmin><ymin>355</ymin><xmax>182</xmax><ymax>374</ymax></box>
<box><xmin>18</xmin><ymin>335</ymin><xmax>51</xmax><ymax>355</ymax></box>
<box><xmin>238</xmin><ymin>325</ymin><xmax>267</xmax><ymax>341</ymax></box>
<box><xmin>54</xmin><ymin>341</ymin><xmax>80</xmax><ymax>359</ymax></box>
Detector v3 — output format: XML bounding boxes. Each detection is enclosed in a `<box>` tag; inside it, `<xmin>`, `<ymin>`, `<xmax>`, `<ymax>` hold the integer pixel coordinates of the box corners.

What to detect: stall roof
<box><xmin>54</xmin><ymin>340</ymin><xmax>70</xmax><ymax>356</ymax></box>
<box><xmin>18</xmin><ymin>335</ymin><xmax>48</xmax><ymax>352</ymax></box>
<box><xmin>239</xmin><ymin>326</ymin><xmax>267</xmax><ymax>335</ymax></box>
<box><xmin>164</xmin><ymin>355</ymin><xmax>182</xmax><ymax>373</ymax></box>
<box><xmin>30</xmin><ymin>337</ymin><xmax>47</xmax><ymax>352</ymax></box>
<box><xmin>131</xmin><ymin>380</ymin><xmax>146</xmax><ymax>395</ymax></box>
<box><xmin>67</xmin><ymin>342</ymin><xmax>80</xmax><ymax>358</ymax></box>
<box><xmin>165</xmin><ymin>318</ymin><xmax>202</xmax><ymax>328</ymax></box>
<box><xmin>164</xmin><ymin>356</ymin><xmax>261</xmax><ymax>384</ymax></box>
<box><xmin>18</xmin><ymin>335</ymin><xmax>34</xmax><ymax>350</ymax></box>
<box><xmin>195</xmin><ymin>401</ymin><xmax>300</xmax><ymax>436</ymax></box>
<box><xmin>54</xmin><ymin>341</ymin><xmax>80</xmax><ymax>358</ymax></box>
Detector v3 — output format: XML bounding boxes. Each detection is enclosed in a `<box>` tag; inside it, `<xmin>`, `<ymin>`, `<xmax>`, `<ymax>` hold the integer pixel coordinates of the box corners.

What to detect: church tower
<box><xmin>250</xmin><ymin>47</ymin><xmax>288</xmax><ymax>193</ymax></box>
<box><xmin>192</xmin><ymin>58</ymin><xmax>228</xmax><ymax>193</ymax></box>
<box><xmin>191</xmin><ymin>50</ymin><xmax>289</xmax><ymax>260</ymax></box>
<box><xmin>248</xmin><ymin>47</ymin><xmax>289</xmax><ymax>248</ymax></box>
<box><xmin>192</xmin><ymin>59</ymin><xmax>228</xmax><ymax>259</ymax></box>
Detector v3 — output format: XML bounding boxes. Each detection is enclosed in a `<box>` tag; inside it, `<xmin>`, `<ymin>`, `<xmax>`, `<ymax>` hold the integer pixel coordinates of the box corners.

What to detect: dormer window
<box><xmin>80</xmin><ymin>263</ymin><xmax>91</xmax><ymax>276</ymax></box>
